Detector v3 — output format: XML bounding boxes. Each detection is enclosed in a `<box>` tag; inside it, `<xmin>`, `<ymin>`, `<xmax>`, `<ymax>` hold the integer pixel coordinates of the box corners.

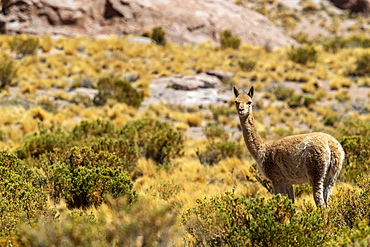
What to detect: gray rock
<box><xmin>206</xmin><ymin>70</ymin><xmax>235</xmax><ymax>82</ymax></box>
<box><xmin>144</xmin><ymin>74</ymin><xmax>233</xmax><ymax>107</ymax></box>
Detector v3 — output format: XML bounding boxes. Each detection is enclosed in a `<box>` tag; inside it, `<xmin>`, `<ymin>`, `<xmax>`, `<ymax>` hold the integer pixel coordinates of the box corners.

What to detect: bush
<box><xmin>238</xmin><ymin>59</ymin><xmax>256</xmax><ymax>71</ymax></box>
<box><xmin>15</xmin><ymin>126</ymin><xmax>71</xmax><ymax>160</ymax></box>
<box><xmin>329</xmin><ymin>177</ymin><xmax>370</xmax><ymax>229</ymax></box>
<box><xmin>287</xmin><ymin>46</ymin><xmax>317</xmax><ymax>64</ymax></box>
<box><xmin>40</xmin><ymin>146</ymin><xmax>137</xmax><ymax>209</ymax></box>
<box><xmin>272</xmin><ymin>86</ymin><xmax>294</xmax><ymax>101</ymax></box>
<box><xmin>210</xmin><ymin>105</ymin><xmax>235</xmax><ymax>122</ymax></box>
<box><xmin>322</xmin><ymin>113</ymin><xmax>339</xmax><ymax>126</ymax></box>
<box><xmin>150</xmin><ymin>26</ymin><xmax>166</xmax><ymax>46</ymax></box>
<box><xmin>220</xmin><ymin>30</ymin><xmax>241</xmax><ymax>49</ymax></box>
<box><xmin>183</xmin><ymin>192</ymin><xmax>331</xmax><ymax>246</ymax></box>
<box><xmin>71</xmin><ymin>119</ymin><xmax>116</xmax><ymax>140</ymax></box>
<box><xmin>93</xmin><ymin>77</ymin><xmax>142</xmax><ymax>108</ymax></box>
<box><xmin>17</xmin><ymin>197</ymin><xmax>180</xmax><ymax>246</ymax></box>
<box><xmin>322</xmin><ymin>36</ymin><xmax>347</xmax><ymax>53</ymax></box>
<box><xmin>197</xmin><ymin>125</ymin><xmax>243</xmax><ymax>165</ymax></box>
<box><xmin>320</xmin><ymin>36</ymin><xmax>370</xmax><ymax>52</ymax></box>
<box><xmin>8</xmin><ymin>36</ymin><xmax>39</xmax><ymax>56</ymax></box>
<box><xmin>336</xmin><ymin>118</ymin><xmax>370</xmax><ymax>136</ymax></box>
<box><xmin>287</xmin><ymin>94</ymin><xmax>316</xmax><ymax>108</ymax></box>
<box><xmin>0</xmin><ymin>57</ymin><xmax>17</xmax><ymax>89</ymax></box>
<box><xmin>17</xmin><ymin>209</ymin><xmax>104</xmax><ymax>246</ymax></box>
<box><xmin>348</xmin><ymin>53</ymin><xmax>370</xmax><ymax>77</ymax></box>
<box><xmin>340</xmin><ymin>136</ymin><xmax>370</xmax><ymax>181</ymax></box>
<box><xmin>90</xmin><ymin>137</ymin><xmax>141</xmax><ymax>172</ymax></box>
<box><xmin>120</xmin><ymin>118</ymin><xmax>185</xmax><ymax>164</ymax></box>
<box><xmin>0</xmin><ymin>151</ymin><xmax>46</xmax><ymax>239</ymax></box>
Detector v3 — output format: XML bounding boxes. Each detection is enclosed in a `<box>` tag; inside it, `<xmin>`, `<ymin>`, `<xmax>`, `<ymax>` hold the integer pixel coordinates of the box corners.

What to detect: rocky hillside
<box><xmin>0</xmin><ymin>0</ymin><xmax>299</xmax><ymax>49</ymax></box>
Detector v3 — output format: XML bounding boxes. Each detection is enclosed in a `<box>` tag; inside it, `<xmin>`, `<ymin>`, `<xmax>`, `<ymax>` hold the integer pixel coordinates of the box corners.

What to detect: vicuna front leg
<box><xmin>272</xmin><ymin>183</ymin><xmax>295</xmax><ymax>203</ymax></box>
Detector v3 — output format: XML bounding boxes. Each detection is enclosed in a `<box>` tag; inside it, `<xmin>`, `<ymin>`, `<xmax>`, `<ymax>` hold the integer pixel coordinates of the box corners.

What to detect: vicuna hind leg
<box><xmin>311</xmin><ymin>178</ymin><xmax>325</xmax><ymax>207</ymax></box>
<box><xmin>272</xmin><ymin>183</ymin><xmax>295</xmax><ymax>203</ymax></box>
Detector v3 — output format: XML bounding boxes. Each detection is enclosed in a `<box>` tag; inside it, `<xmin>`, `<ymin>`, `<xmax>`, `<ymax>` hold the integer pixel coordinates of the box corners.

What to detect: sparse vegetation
<box><xmin>150</xmin><ymin>26</ymin><xmax>167</xmax><ymax>46</ymax></box>
<box><xmin>272</xmin><ymin>86</ymin><xmax>294</xmax><ymax>101</ymax></box>
<box><xmin>197</xmin><ymin>124</ymin><xmax>243</xmax><ymax>165</ymax></box>
<box><xmin>0</xmin><ymin>57</ymin><xmax>17</xmax><ymax>89</ymax></box>
<box><xmin>120</xmin><ymin>118</ymin><xmax>185</xmax><ymax>165</ymax></box>
<box><xmin>348</xmin><ymin>53</ymin><xmax>370</xmax><ymax>77</ymax></box>
<box><xmin>93</xmin><ymin>77</ymin><xmax>142</xmax><ymax>108</ymax></box>
<box><xmin>238</xmin><ymin>59</ymin><xmax>257</xmax><ymax>71</ymax></box>
<box><xmin>287</xmin><ymin>46</ymin><xmax>317</xmax><ymax>64</ymax></box>
<box><xmin>8</xmin><ymin>36</ymin><xmax>39</xmax><ymax>57</ymax></box>
<box><xmin>287</xmin><ymin>94</ymin><xmax>316</xmax><ymax>108</ymax></box>
<box><xmin>220</xmin><ymin>29</ymin><xmax>241</xmax><ymax>49</ymax></box>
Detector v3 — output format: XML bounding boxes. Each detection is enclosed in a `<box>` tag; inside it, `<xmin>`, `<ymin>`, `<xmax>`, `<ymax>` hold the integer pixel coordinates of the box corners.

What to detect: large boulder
<box><xmin>0</xmin><ymin>0</ymin><xmax>296</xmax><ymax>48</ymax></box>
<box><xmin>329</xmin><ymin>0</ymin><xmax>370</xmax><ymax>16</ymax></box>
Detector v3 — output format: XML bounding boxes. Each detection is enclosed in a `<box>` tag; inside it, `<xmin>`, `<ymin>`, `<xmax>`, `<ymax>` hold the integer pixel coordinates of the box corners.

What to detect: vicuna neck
<box><xmin>239</xmin><ymin>113</ymin><xmax>264</xmax><ymax>161</ymax></box>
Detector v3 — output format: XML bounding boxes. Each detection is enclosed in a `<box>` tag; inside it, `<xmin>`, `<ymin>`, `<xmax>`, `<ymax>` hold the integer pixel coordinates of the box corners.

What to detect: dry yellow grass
<box><xmin>1</xmin><ymin>33</ymin><xmax>370</xmax><ymax>230</ymax></box>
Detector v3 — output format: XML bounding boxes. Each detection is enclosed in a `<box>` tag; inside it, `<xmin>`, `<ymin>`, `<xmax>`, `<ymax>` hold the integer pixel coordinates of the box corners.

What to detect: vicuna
<box><xmin>233</xmin><ymin>86</ymin><xmax>344</xmax><ymax>207</ymax></box>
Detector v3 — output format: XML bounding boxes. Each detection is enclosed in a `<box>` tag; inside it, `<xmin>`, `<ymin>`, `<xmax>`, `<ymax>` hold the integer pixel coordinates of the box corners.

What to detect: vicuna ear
<box><xmin>248</xmin><ymin>86</ymin><xmax>254</xmax><ymax>98</ymax></box>
<box><xmin>233</xmin><ymin>86</ymin><xmax>239</xmax><ymax>97</ymax></box>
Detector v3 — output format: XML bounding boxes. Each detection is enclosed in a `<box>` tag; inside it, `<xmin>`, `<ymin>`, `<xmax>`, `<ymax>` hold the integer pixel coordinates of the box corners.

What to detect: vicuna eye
<box><xmin>247</xmin><ymin>101</ymin><xmax>252</xmax><ymax>105</ymax></box>
<box><xmin>234</xmin><ymin>101</ymin><xmax>239</xmax><ymax>104</ymax></box>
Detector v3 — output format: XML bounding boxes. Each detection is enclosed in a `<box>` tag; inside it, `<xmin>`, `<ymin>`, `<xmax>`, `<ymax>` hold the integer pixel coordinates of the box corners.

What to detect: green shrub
<box><xmin>322</xmin><ymin>113</ymin><xmax>339</xmax><ymax>126</ymax></box>
<box><xmin>210</xmin><ymin>105</ymin><xmax>235</xmax><ymax>122</ymax></box>
<box><xmin>93</xmin><ymin>77</ymin><xmax>142</xmax><ymax>108</ymax></box>
<box><xmin>272</xmin><ymin>86</ymin><xmax>295</xmax><ymax>101</ymax></box>
<box><xmin>15</xmin><ymin>126</ymin><xmax>71</xmax><ymax>160</ymax></box>
<box><xmin>40</xmin><ymin>146</ymin><xmax>137</xmax><ymax>209</ymax></box>
<box><xmin>340</xmin><ymin>136</ymin><xmax>370</xmax><ymax>181</ymax></box>
<box><xmin>238</xmin><ymin>59</ymin><xmax>256</xmax><ymax>71</ymax></box>
<box><xmin>0</xmin><ymin>57</ymin><xmax>17</xmax><ymax>89</ymax></box>
<box><xmin>183</xmin><ymin>192</ymin><xmax>331</xmax><ymax>246</ymax></box>
<box><xmin>150</xmin><ymin>26</ymin><xmax>166</xmax><ymax>46</ymax></box>
<box><xmin>329</xmin><ymin>177</ymin><xmax>370</xmax><ymax>229</ymax></box>
<box><xmin>71</xmin><ymin>119</ymin><xmax>116</xmax><ymax>140</ymax></box>
<box><xmin>334</xmin><ymin>220</ymin><xmax>370</xmax><ymax>246</ymax></box>
<box><xmin>120</xmin><ymin>118</ymin><xmax>184</xmax><ymax>164</ymax></box>
<box><xmin>202</xmin><ymin>124</ymin><xmax>229</xmax><ymax>143</ymax></box>
<box><xmin>220</xmin><ymin>30</ymin><xmax>241</xmax><ymax>49</ymax></box>
<box><xmin>18</xmin><ymin>197</ymin><xmax>180</xmax><ymax>246</ymax></box>
<box><xmin>287</xmin><ymin>46</ymin><xmax>317</xmax><ymax>64</ymax></box>
<box><xmin>197</xmin><ymin>125</ymin><xmax>243</xmax><ymax>165</ymax></box>
<box><xmin>336</xmin><ymin>118</ymin><xmax>370</xmax><ymax>136</ymax></box>
<box><xmin>348</xmin><ymin>53</ymin><xmax>370</xmax><ymax>77</ymax></box>
<box><xmin>0</xmin><ymin>151</ymin><xmax>46</xmax><ymax>239</ymax></box>
<box><xmin>347</xmin><ymin>36</ymin><xmax>370</xmax><ymax>48</ymax></box>
<box><xmin>319</xmin><ymin>36</ymin><xmax>370</xmax><ymax>52</ymax></box>
<box><xmin>17</xmin><ymin>209</ymin><xmax>105</xmax><ymax>246</ymax></box>
<box><xmin>322</xmin><ymin>37</ymin><xmax>346</xmax><ymax>53</ymax></box>
<box><xmin>8</xmin><ymin>36</ymin><xmax>39</xmax><ymax>56</ymax></box>
<box><xmin>90</xmin><ymin>137</ymin><xmax>141</xmax><ymax>172</ymax></box>
<box><xmin>287</xmin><ymin>94</ymin><xmax>316</xmax><ymax>108</ymax></box>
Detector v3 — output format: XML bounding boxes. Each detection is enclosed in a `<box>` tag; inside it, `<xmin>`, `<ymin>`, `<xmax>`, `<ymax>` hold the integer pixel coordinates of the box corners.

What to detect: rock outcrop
<box><xmin>144</xmin><ymin>72</ymin><xmax>233</xmax><ymax>107</ymax></box>
<box><xmin>0</xmin><ymin>0</ymin><xmax>296</xmax><ymax>49</ymax></box>
<box><xmin>330</xmin><ymin>0</ymin><xmax>370</xmax><ymax>16</ymax></box>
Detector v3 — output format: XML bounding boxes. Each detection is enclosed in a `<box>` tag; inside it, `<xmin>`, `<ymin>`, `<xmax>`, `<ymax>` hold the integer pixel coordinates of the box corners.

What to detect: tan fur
<box><xmin>233</xmin><ymin>86</ymin><xmax>344</xmax><ymax>207</ymax></box>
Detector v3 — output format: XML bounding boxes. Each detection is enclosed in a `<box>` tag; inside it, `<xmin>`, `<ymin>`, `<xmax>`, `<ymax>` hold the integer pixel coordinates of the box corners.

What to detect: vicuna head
<box><xmin>233</xmin><ymin>86</ymin><xmax>254</xmax><ymax>116</ymax></box>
